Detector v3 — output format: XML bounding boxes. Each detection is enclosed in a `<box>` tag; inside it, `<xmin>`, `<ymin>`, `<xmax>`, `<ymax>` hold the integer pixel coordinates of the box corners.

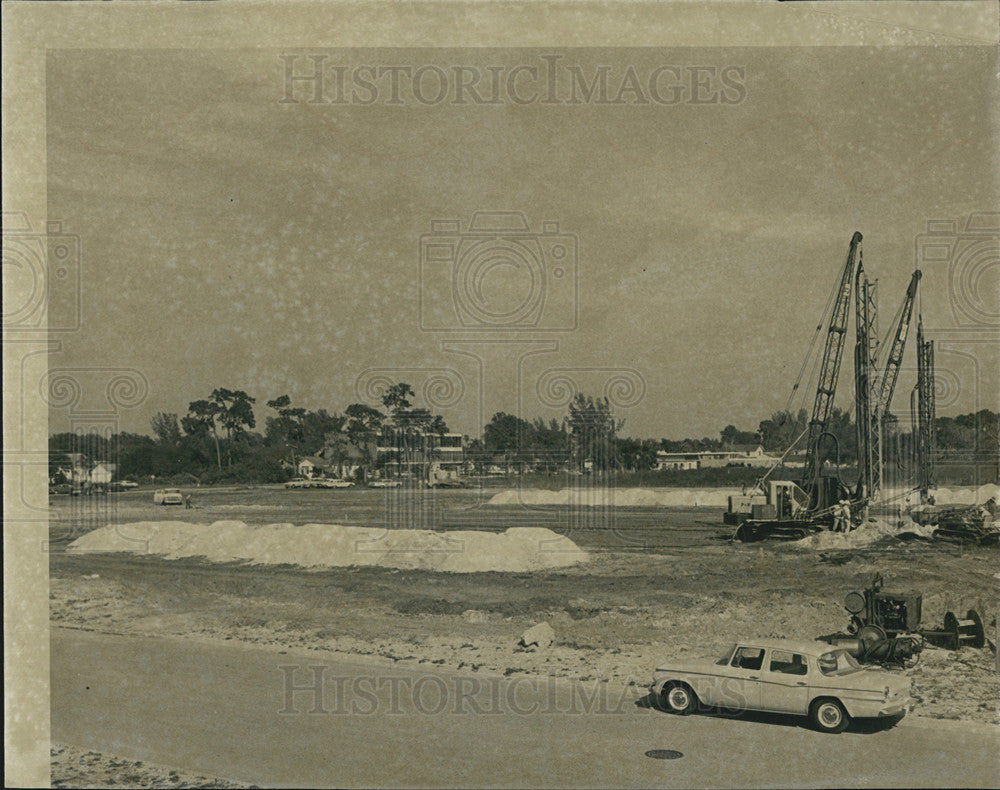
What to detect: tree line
<box><xmin>48</xmin><ymin>382</ymin><xmax>998</xmax><ymax>485</ymax></box>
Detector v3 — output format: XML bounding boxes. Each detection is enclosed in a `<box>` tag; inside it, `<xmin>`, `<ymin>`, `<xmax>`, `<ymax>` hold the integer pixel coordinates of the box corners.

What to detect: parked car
<box><xmin>649</xmin><ymin>639</ymin><xmax>912</xmax><ymax>733</ymax></box>
<box><xmin>312</xmin><ymin>478</ymin><xmax>354</xmax><ymax>488</ymax></box>
<box><xmin>153</xmin><ymin>488</ymin><xmax>184</xmax><ymax>505</ymax></box>
<box><xmin>118</xmin><ymin>480</ymin><xmax>139</xmax><ymax>489</ymax></box>
<box><xmin>369</xmin><ymin>479</ymin><xmax>401</xmax><ymax>488</ymax></box>
<box><xmin>50</xmin><ymin>483</ymin><xmax>74</xmax><ymax>495</ymax></box>
<box><xmin>284</xmin><ymin>478</ymin><xmax>313</xmax><ymax>489</ymax></box>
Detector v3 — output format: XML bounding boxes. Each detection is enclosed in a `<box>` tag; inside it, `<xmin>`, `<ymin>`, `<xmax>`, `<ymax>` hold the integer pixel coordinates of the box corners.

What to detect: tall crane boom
<box><xmin>803</xmin><ymin>231</ymin><xmax>863</xmax><ymax>495</ymax></box>
<box><xmin>874</xmin><ymin>270</ymin><xmax>922</xmax><ymax>421</ymax></box>
<box><xmin>854</xmin><ymin>258</ymin><xmax>880</xmax><ymax>503</ymax></box>
<box><xmin>916</xmin><ymin>316</ymin><xmax>936</xmax><ymax>499</ymax></box>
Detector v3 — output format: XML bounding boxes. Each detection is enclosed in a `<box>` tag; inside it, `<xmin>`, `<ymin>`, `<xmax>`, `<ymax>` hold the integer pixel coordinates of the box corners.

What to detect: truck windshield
<box><xmin>818</xmin><ymin>650</ymin><xmax>862</xmax><ymax>675</ymax></box>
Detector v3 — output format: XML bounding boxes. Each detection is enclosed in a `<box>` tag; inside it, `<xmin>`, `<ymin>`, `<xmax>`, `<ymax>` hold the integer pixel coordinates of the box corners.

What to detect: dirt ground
<box><xmin>48</xmin><ymin>491</ymin><xmax>999</xmax><ymax>785</ymax></box>
<box><xmin>50</xmin><ymin>744</ymin><xmax>255</xmax><ymax>788</ymax></box>
<box><xmin>49</xmin><ymin>536</ymin><xmax>999</xmax><ymax>729</ymax></box>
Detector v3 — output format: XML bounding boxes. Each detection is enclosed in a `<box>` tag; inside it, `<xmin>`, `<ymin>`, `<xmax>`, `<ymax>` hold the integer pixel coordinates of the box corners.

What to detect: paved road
<box><xmin>51</xmin><ymin>628</ymin><xmax>998</xmax><ymax>788</ymax></box>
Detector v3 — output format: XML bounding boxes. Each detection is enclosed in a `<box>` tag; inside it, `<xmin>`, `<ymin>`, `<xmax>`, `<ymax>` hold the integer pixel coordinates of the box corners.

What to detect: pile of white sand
<box><xmin>489</xmin><ymin>483</ymin><xmax>999</xmax><ymax>510</ymax></box>
<box><xmin>487</xmin><ymin>487</ymin><xmax>739</xmax><ymax>507</ymax></box>
<box><xmin>794</xmin><ymin>516</ymin><xmax>938</xmax><ymax>551</ymax></box>
<box><xmin>926</xmin><ymin>483</ymin><xmax>998</xmax><ymax>506</ymax></box>
<box><xmin>67</xmin><ymin>521</ymin><xmax>588</xmax><ymax>573</ymax></box>
<box><xmin>884</xmin><ymin>483</ymin><xmax>999</xmax><ymax>507</ymax></box>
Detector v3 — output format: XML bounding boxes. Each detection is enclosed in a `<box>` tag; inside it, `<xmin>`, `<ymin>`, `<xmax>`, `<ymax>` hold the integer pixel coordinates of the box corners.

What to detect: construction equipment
<box><xmin>729</xmin><ymin>233</ymin><xmax>863</xmax><ymax>540</ymax></box>
<box><xmin>730</xmin><ymin>234</ymin><xmax>927</xmax><ymax>541</ymax></box>
<box><xmin>905</xmin><ymin>315</ymin><xmax>999</xmax><ymax>544</ymax></box>
<box><xmin>914</xmin><ymin>316</ymin><xmax>936</xmax><ymax>501</ymax></box>
<box><xmin>910</xmin><ymin>497</ymin><xmax>1000</xmax><ymax>545</ymax></box>
<box><xmin>820</xmin><ymin>573</ymin><xmax>987</xmax><ymax>668</ymax></box>
<box><xmin>854</xmin><ymin>254</ymin><xmax>880</xmax><ymax>507</ymax></box>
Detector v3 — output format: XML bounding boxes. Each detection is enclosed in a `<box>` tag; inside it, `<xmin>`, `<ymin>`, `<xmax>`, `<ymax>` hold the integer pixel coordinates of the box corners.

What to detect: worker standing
<box><xmin>832</xmin><ymin>501</ymin><xmax>847</xmax><ymax>532</ymax></box>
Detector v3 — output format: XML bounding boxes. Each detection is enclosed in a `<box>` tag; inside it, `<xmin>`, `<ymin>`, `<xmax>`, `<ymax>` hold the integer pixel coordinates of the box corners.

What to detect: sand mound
<box><xmin>793</xmin><ymin>516</ymin><xmax>937</xmax><ymax>550</ymax></box>
<box><xmin>67</xmin><ymin>521</ymin><xmax>588</xmax><ymax>573</ymax></box>
<box><xmin>487</xmin><ymin>487</ymin><xmax>738</xmax><ymax>507</ymax></box>
<box><xmin>883</xmin><ymin>483</ymin><xmax>999</xmax><ymax>507</ymax></box>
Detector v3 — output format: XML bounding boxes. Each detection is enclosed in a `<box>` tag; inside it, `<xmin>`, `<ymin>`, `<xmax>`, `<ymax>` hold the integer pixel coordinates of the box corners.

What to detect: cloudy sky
<box><xmin>46</xmin><ymin>46</ymin><xmax>997</xmax><ymax>439</ymax></box>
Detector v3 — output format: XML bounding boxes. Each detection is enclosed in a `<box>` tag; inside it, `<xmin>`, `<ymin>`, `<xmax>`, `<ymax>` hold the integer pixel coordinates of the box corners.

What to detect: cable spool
<box><xmin>943</xmin><ymin>610</ymin><xmax>986</xmax><ymax>650</ymax></box>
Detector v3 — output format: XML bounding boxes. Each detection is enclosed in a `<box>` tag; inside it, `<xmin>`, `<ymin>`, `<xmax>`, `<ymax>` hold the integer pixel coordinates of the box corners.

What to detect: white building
<box><xmin>655</xmin><ymin>445</ymin><xmax>779</xmax><ymax>470</ymax></box>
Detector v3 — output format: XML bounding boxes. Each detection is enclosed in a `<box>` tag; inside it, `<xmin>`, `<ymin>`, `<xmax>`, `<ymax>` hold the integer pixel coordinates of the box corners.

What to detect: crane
<box><xmin>874</xmin><ymin>271</ymin><xmax>922</xmax><ymax>424</ymax></box>
<box><xmin>863</xmin><ymin>270</ymin><xmax>921</xmax><ymax>505</ymax></box>
<box><xmin>728</xmin><ymin>237</ymin><xmax>926</xmax><ymax>541</ymax></box>
<box><xmin>802</xmin><ymin>231</ymin><xmax>863</xmax><ymax>504</ymax></box>
<box><xmin>915</xmin><ymin>316</ymin><xmax>936</xmax><ymax>500</ymax></box>
<box><xmin>729</xmin><ymin>232</ymin><xmax>864</xmax><ymax>540</ymax></box>
<box><xmin>854</xmin><ymin>253</ymin><xmax>880</xmax><ymax>505</ymax></box>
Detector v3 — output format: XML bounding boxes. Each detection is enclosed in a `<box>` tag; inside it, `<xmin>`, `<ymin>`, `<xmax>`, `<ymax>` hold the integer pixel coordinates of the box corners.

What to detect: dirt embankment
<box><xmin>51</xmin><ymin>744</ymin><xmax>255</xmax><ymax>789</ymax></box>
<box><xmin>50</xmin><ymin>543</ymin><xmax>999</xmax><ymax>726</ymax></box>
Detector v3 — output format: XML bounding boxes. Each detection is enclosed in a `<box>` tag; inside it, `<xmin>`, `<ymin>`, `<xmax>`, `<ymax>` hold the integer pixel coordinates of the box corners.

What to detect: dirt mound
<box><xmin>487</xmin><ymin>487</ymin><xmax>738</xmax><ymax>507</ymax></box>
<box><xmin>884</xmin><ymin>483</ymin><xmax>999</xmax><ymax>507</ymax></box>
<box><xmin>793</xmin><ymin>516</ymin><xmax>937</xmax><ymax>550</ymax></box>
<box><xmin>67</xmin><ymin>521</ymin><xmax>588</xmax><ymax>573</ymax></box>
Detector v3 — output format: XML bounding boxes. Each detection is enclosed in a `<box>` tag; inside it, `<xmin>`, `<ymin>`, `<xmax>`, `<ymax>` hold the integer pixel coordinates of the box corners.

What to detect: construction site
<box><xmin>725</xmin><ymin>231</ymin><xmax>995</xmax><ymax>546</ymax></box>
<box><xmin>43</xmin><ymin>232</ymin><xmax>997</xmax><ymax>790</ymax></box>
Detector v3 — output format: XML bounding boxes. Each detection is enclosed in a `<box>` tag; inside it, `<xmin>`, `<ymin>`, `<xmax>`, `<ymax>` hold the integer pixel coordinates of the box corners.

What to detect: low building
<box><xmin>297</xmin><ymin>456</ymin><xmax>328</xmax><ymax>479</ymax></box>
<box><xmin>376</xmin><ymin>432</ymin><xmax>466</xmax><ymax>480</ymax></box>
<box><xmin>60</xmin><ymin>457</ymin><xmax>118</xmax><ymax>485</ymax></box>
<box><xmin>89</xmin><ymin>462</ymin><xmax>117</xmax><ymax>484</ymax></box>
<box><xmin>654</xmin><ymin>452</ymin><xmax>701</xmax><ymax>471</ymax></box>
<box><xmin>655</xmin><ymin>445</ymin><xmax>780</xmax><ymax>470</ymax></box>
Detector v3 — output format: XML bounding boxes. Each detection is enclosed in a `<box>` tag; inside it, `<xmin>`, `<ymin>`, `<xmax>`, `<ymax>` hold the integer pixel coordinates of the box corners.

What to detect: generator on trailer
<box><xmin>820</xmin><ymin>573</ymin><xmax>986</xmax><ymax>668</ymax></box>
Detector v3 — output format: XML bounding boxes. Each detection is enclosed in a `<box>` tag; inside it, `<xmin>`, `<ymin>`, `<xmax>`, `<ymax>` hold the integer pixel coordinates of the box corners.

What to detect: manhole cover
<box><xmin>645</xmin><ymin>749</ymin><xmax>683</xmax><ymax>760</ymax></box>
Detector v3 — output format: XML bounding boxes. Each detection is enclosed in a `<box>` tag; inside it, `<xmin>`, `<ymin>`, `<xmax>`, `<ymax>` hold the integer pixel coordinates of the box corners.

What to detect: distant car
<box><xmin>313</xmin><ymin>478</ymin><xmax>354</xmax><ymax>488</ymax></box>
<box><xmin>284</xmin><ymin>478</ymin><xmax>313</xmax><ymax>489</ymax></box>
<box><xmin>50</xmin><ymin>483</ymin><xmax>73</xmax><ymax>495</ymax></box>
<box><xmin>153</xmin><ymin>488</ymin><xmax>184</xmax><ymax>505</ymax></box>
<box><xmin>118</xmin><ymin>480</ymin><xmax>139</xmax><ymax>489</ymax></box>
<box><xmin>369</xmin><ymin>480</ymin><xmax>401</xmax><ymax>488</ymax></box>
<box><xmin>649</xmin><ymin>639</ymin><xmax>912</xmax><ymax>733</ymax></box>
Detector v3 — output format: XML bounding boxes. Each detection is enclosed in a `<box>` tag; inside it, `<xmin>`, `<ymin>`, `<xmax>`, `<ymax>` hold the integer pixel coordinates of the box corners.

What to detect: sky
<box><xmin>45</xmin><ymin>46</ymin><xmax>998</xmax><ymax>440</ymax></box>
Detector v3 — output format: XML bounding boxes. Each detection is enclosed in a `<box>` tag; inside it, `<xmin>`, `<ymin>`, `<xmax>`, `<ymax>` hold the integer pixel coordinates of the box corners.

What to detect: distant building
<box><xmin>655</xmin><ymin>445</ymin><xmax>779</xmax><ymax>470</ymax></box>
<box><xmin>297</xmin><ymin>456</ymin><xmax>328</xmax><ymax>479</ymax></box>
<box><xmin>52</xmin><ymin>456</ymin><xmax>118</xmax><ymax>485</ymax></box>
<box><xmin>654</xmin><ymin>452</ymin><xmax>701</xmax><ymax>471</ymax></box>
<box><xmin>376</xmin><ymin>432</ymin><xmax>466</xmax><ymax>480</ymax></box>
<box><xmin>88</xmin><ymin>462</ymin><xmax>117</xmax><ymax>484</ymax></box>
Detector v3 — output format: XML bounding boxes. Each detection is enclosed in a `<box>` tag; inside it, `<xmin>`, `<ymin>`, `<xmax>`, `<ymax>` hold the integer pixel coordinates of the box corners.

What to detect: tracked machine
<box><xmin>728</xmin><ymin>232</ymin><xmax>928</xmax><ymax>541</ymax></box>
